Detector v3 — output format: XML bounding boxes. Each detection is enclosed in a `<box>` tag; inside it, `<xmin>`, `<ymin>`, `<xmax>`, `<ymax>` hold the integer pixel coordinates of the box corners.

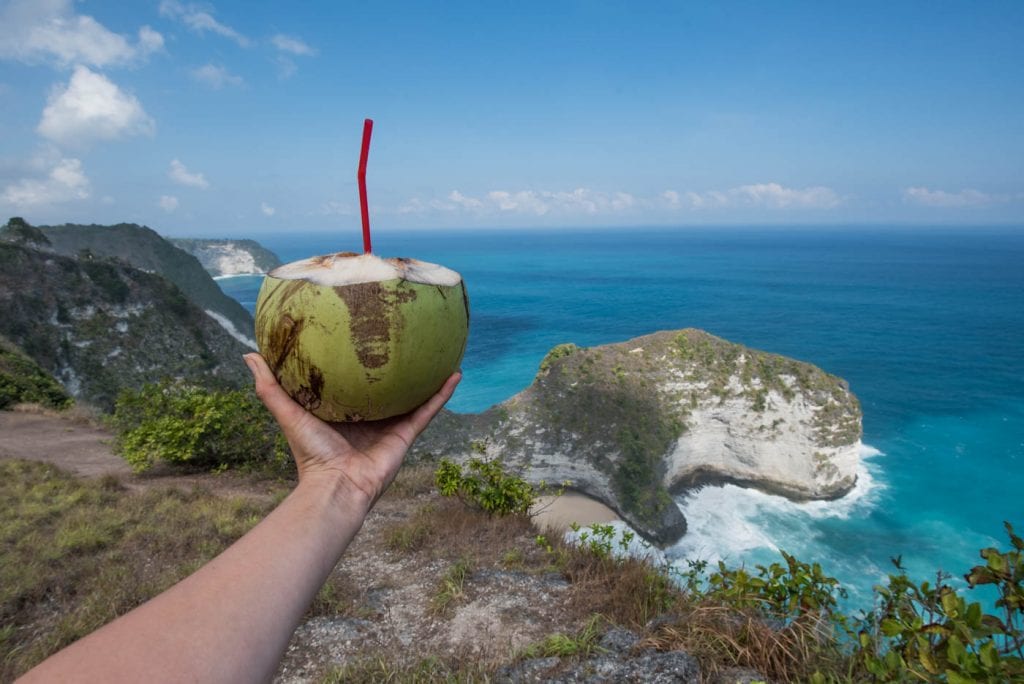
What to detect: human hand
<box><xmin>243</xmin><ymin>353</ymin><xmax>460</xmax><ymax>510</ymax></box>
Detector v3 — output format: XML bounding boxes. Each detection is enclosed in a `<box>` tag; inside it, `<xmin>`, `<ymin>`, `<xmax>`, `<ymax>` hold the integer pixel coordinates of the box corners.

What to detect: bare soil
<box><xmin>0</xmin><ymin>408</ymin><xmax>281</xmax><ymax>500</ymax></box>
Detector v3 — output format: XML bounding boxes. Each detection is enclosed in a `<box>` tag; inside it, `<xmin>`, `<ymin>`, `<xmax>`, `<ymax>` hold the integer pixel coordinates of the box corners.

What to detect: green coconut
<box><xmin>255</xmin><ymin>252</ymin><xmax>468</xmax><ymax>421</ymax></box>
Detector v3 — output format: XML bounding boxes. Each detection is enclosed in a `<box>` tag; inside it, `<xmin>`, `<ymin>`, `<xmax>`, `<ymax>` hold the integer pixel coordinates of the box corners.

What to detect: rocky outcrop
<box><xmin>170</xmin><ymin>238</ymin><xmax>282</xmax><ymax>277</ymax></box>
<box><xmin>497</xmin><ymin>627</ymin><xmax>702</xmax><ymax>682</ymax></box>
<box><xmin>413</xmin><ymin>329</ymin><xmax>862</xmax><ymax>546</ymax></box>
<box><xmin>3</xmin><ymin>219</ymin><xmax>256</xmax><ymax>342</ymax></box>
<box><xmin>0</xmin><ymin>241</ymin><xmax>252</xmax><ymax>411</ymax></box>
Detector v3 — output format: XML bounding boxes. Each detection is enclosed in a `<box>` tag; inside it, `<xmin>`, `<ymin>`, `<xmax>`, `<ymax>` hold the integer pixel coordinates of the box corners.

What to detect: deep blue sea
<box><xmin>218</xmin><ymin>227</ymin><xmax>1024</xmax><ymax>608</ymax></box>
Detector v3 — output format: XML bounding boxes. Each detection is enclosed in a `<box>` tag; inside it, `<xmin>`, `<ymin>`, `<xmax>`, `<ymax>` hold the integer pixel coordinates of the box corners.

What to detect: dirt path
<box><xmin>0</xmin><ymin>409</ymin><xmax>281</xmax><ymax>499</ymax></box>
<box><xmin>0</xmin><ymin>410</ymin><xmax>129</xmax><ymax>477</ymax></box>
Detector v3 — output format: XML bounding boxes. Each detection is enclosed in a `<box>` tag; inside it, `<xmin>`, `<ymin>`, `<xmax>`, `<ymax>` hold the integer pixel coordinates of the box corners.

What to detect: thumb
<box><xmin>243</xmin><ymin>353</ymin><xmax>310</xmax><ymax>429</ymax></box>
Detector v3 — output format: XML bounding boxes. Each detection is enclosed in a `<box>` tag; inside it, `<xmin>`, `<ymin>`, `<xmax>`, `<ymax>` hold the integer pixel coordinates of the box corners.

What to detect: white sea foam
<box><xmin>213</xmin><ymin>273</ymin><xmax>264</xmax><ymax>281</ymax></box>
<box><xmin>667</xmin><ymin>442</ymin><xmax>885</xmax><ymax>566</ymax></box>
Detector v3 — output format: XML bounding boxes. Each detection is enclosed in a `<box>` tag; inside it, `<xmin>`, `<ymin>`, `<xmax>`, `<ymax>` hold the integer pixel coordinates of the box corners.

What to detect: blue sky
<box><xmin>0</xmin><ymin>0</ymin><xmax>1021</xmax><ymax>234</ymax></box>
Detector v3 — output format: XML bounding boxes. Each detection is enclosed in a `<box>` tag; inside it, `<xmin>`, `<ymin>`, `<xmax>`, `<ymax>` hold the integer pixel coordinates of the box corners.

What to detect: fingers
<box><xmin>243</xmin><ymin>354</ymin><xmax>311</xmax><ymax>430</ymax></box>
<box><xmin>404</xmin><ymin>371</ymin><xmax>462</xmax><ymax>438</ymax></box>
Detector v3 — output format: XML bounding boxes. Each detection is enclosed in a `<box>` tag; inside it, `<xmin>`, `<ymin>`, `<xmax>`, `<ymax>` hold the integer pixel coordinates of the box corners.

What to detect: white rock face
<box><xmin>210</xmin><ymin>246</ymin><xmax>260</xmax><ymax>276</ymax></box>
<box><xmin>413</xmin><ymin>328</ymin><xmax>863</xmax><ymax>545</ymax></box>
<box><xmin>662</xmin><ymin>374</ymin><xmax>859</xmax><ymax>499</ymax></box>
<box><xmin>171</xmin><ymin>239</ymin><xmax>282</xmax><ymax>277</ymax></box>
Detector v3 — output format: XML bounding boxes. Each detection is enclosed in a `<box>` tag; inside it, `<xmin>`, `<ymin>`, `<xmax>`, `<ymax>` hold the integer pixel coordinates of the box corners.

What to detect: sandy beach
<box><xmin>530</xmin><ymin>491</ymin><xmax>620</xmax><ymax>535</ymax></box>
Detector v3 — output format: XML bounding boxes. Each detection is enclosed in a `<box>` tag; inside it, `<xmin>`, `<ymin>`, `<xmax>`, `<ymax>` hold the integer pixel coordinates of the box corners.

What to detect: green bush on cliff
<box><xmin>0</xmin><ymin>338</ymin><xmax>72</xmax><ymax>410</ymax></box>
<box><xmin>111</xmin><ymin>380</ymin><xmax>290</xmax><ymax>473</ymax></box>
<box><xmin>662</xmin><ymin>524</ymin><xmax>1024</xmax><ymax>682</ymax></box>
<box><xmin>435</xmin><ymin>457</ymin><xmax>537</xmax><ymax>516</ymax></box>
<box><xmin>539</xmin><ymin>343</ymin><xmax>580</xmax><ymax>373</ymax></box>
<box><xmin>849</xmin><ymin>523</ymin><xmax>1024</xmax><ymax>683</ymax></box>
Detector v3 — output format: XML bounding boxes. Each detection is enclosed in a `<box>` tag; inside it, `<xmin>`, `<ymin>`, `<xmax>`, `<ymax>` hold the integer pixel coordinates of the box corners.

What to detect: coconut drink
<box><xmin>255</xmin><ymin>119</ymin><xmax>468</xmax><ymax>421</ymax></box>
<box><xmin>254</xmin><ymin>252</ymin><xmax>468</xmax><ymax>421</ymax></box>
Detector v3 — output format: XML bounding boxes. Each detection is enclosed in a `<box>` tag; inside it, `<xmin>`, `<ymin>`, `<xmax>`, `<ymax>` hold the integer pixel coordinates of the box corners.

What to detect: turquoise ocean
<box><xmin>217</xmin><ymin>227</ymin><xmax>1024</xmax><ymax>607</ymax></box>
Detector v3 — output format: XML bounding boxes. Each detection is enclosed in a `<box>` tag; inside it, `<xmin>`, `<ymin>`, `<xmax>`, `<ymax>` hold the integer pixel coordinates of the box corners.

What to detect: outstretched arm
<box><xmin>20</xmin><ymin>354</ymin><xmax>460</xmax><ymax>684</ymax></box>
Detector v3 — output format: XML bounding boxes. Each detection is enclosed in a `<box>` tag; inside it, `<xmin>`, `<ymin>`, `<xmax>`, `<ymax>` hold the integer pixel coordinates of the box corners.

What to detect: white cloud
<box><xmin>448</xmin><ymin>190</ymin><xmax>483</xmax><ymax>210</ymax></box>
<box><xmin>271</xmin><ymin>34</ymin><xmax>315</xmax><ymax>56</ymax></box>
<box><xmin>902</xmin><ymin>186</ymin><xmax>1008</xmax><ymax>208</ymax></box>
<box><xmin>137</xmin><ymin>26</ymin><xmax>165</xmax><ymax>56</ymax></box>
<box><xmin>159</xmin><ymin>195</ymin><xmax>179</xmax><ymax>212</ymax></box>
<box><xmin>399</xmin><ymin>188</ymin><xmax>638</xmax><ymax>215</ymax></box>
<box><xmin>260</xmin><ymin>202</ymin><xmax>275</xmax><ymax>216</ymax></box>
<box><xmin>663</xmin><ymin>183</ymin><xmax>841</xmax><ymax>210</ymax></box>
<box><xmin>168</xmin><ymin>159</ymin><xmax>209</xmax><ymax>189</ymax></box>
<box><xmin>731</xmin><ymin>183</ymin><xmax>840</xmax><ymax>208</ymax></box>
<box><xmin>400</xmin><ymin>183</ymin><xmax>840</xmax><ymax>218</ymax></box>
<box><xmin>274</xmin><ymin>56</ymin><xmax>297</xmax><ymax>79</ymax></box>
<box><xmin>1</xmin><ymin>157</ymin><xmax>90</xmax><ymax>206</ymax></box>
<box><xmin>320</xmin><ymin>200</ymin><xmax>352</xmax><ymax>216</ymax></box>
<box><xmin>400</xmin><ymin>188</ymin><xmax>639</xmax><ymax>217</ymax></box>
<box><xmin>158</xmin><ymin>0</ymin><xmax>249</xmax><ymax>47</ymax></box>
<box><xmin>37</xmin><ymin>66</ymin><xmax>154</xmax><ymax>146</ymax></box>
<box><xmin>191</xmin><ymin>63</ymin><xmax>243</xmax><ymax>90</ymax></box>
<box><xmin>0</xmin><ymin>0</ymin><xmax>163</xmax><ymax>68</ymax></box>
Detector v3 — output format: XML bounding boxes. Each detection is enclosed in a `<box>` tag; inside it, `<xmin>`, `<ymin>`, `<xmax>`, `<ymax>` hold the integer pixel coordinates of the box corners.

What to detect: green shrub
<box><xmin>670</xmin><ymin>523</ymin><xmax>1024</xmax><ymax>682</ymax></box>
<box><xmin>539</xmin><ymin>343</ymin><xmax>579</xmax><ymax>373</ymax></box>
<box><xmin>111</xmin><ymin>380</ymin><xmax>290</xmax><ymax>473</ymax></box>
<box><xmin>852</xmin><ymin>522</ymin><xmax>1024</xmax><ymax>682</ymax></box>
<box><xmin>704</xmin><ymin>550</ymin><xmax>847</xmax><ymax>619</ymax></box>
<box><xmin>569</xmin><ymin>522</ymin><xmax>640</xmax><ymax>560</ymax></box>
<box><xmin>434</xmin><ymin>457</ymin><xmax>537</xmax><ymax>516</ymax></box>
<box><xmin>0</xmin><ymin>343</ymin><xmax>73</xmax><ymax>410</ymax></box>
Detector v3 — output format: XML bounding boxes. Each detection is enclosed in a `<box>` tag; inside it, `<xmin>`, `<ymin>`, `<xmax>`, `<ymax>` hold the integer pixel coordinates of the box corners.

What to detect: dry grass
<box><xmin>546</xmin><ymin>534</ymin><xmax>684</xmax><ymax>628</ymax></box>
<box><xmin>645</xmin><ymin>603</ymin><xmax>844</xmax><ymax>683</ymax></box>
<box><xmin>383</xmin><ymin>464</ymin><xmax>437</xmax><ymax>499</ymax></box>
<box><xmin>0</xmin><ymin>459</ymin><xmax>275</xmax><ymax>680</ymax></box>
<box><xmin>319</xmin><ymin>650</ymin><xmax>495</xmax><ymax>683</ymax></box>
<box><xmin>379</xmin><ymin>496</ymin><xmax>544</xmax><ymax>569</ymax></box>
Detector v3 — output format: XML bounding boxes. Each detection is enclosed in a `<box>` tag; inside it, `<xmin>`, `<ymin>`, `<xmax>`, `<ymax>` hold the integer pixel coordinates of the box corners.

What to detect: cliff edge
<box><xmin>414</xmin><ymin>329</ymin><xmax>862</xmax><ymax>545</ymax></box>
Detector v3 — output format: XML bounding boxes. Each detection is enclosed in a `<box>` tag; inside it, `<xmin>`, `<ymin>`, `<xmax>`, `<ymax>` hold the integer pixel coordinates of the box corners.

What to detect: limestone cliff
<box><xmin>413</xmin><ymin>329</ymin><xmax>862</xmax><ymax>545</ymax></box>
<box><xmin>0</xmin><ymin>242</ymin><xmax>252</xmax><ymax>411</ymax></box>
<box><xmin>170</xmin><ymin>238</ymin><xmax>282</xmax><ymax>277</ymax></box>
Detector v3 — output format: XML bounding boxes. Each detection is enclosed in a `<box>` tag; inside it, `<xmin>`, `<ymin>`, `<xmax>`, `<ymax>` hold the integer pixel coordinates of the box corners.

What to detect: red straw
<box><xmin>357</xmin><ymin>118</ymin><xmax>374</xmax><ymax>254</ymax></box>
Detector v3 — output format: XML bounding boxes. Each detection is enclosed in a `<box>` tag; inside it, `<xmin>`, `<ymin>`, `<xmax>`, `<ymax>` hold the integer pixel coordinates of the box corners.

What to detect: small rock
<box><xmin>598</xmin><ymin>627</ymin><xmax>640</xmax><ymax>653</ymax></box>
<box><xmin>496</xmin><ymin>656</ymin><xmax>562</xmax><ymax>683</ymax></box>
<box><xmin>610</xmin><ymin>650</ymin><xmax>701</xmax><ymax>683</ymax></box>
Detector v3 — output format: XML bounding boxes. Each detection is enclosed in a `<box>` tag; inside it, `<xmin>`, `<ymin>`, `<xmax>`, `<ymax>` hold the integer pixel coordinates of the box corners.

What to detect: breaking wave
<box><xmin>666</xmin><ymin>443</ymin><xmax>885</xmax><ymax>572</ymax></box>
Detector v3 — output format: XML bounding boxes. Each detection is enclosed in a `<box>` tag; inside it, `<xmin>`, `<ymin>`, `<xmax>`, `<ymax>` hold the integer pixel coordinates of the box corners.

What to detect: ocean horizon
<box><xmin>216</xmin><ymin>225</ymin><xmax>1024</xmax><ymax>609</ymax></box>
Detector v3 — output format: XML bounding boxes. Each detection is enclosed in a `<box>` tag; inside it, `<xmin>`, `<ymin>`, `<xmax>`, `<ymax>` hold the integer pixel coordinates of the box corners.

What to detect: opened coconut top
<box><xmin>268</xmin><ymin>252</ymin><xmax>462</xmax><ymax>287</ymax></box>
